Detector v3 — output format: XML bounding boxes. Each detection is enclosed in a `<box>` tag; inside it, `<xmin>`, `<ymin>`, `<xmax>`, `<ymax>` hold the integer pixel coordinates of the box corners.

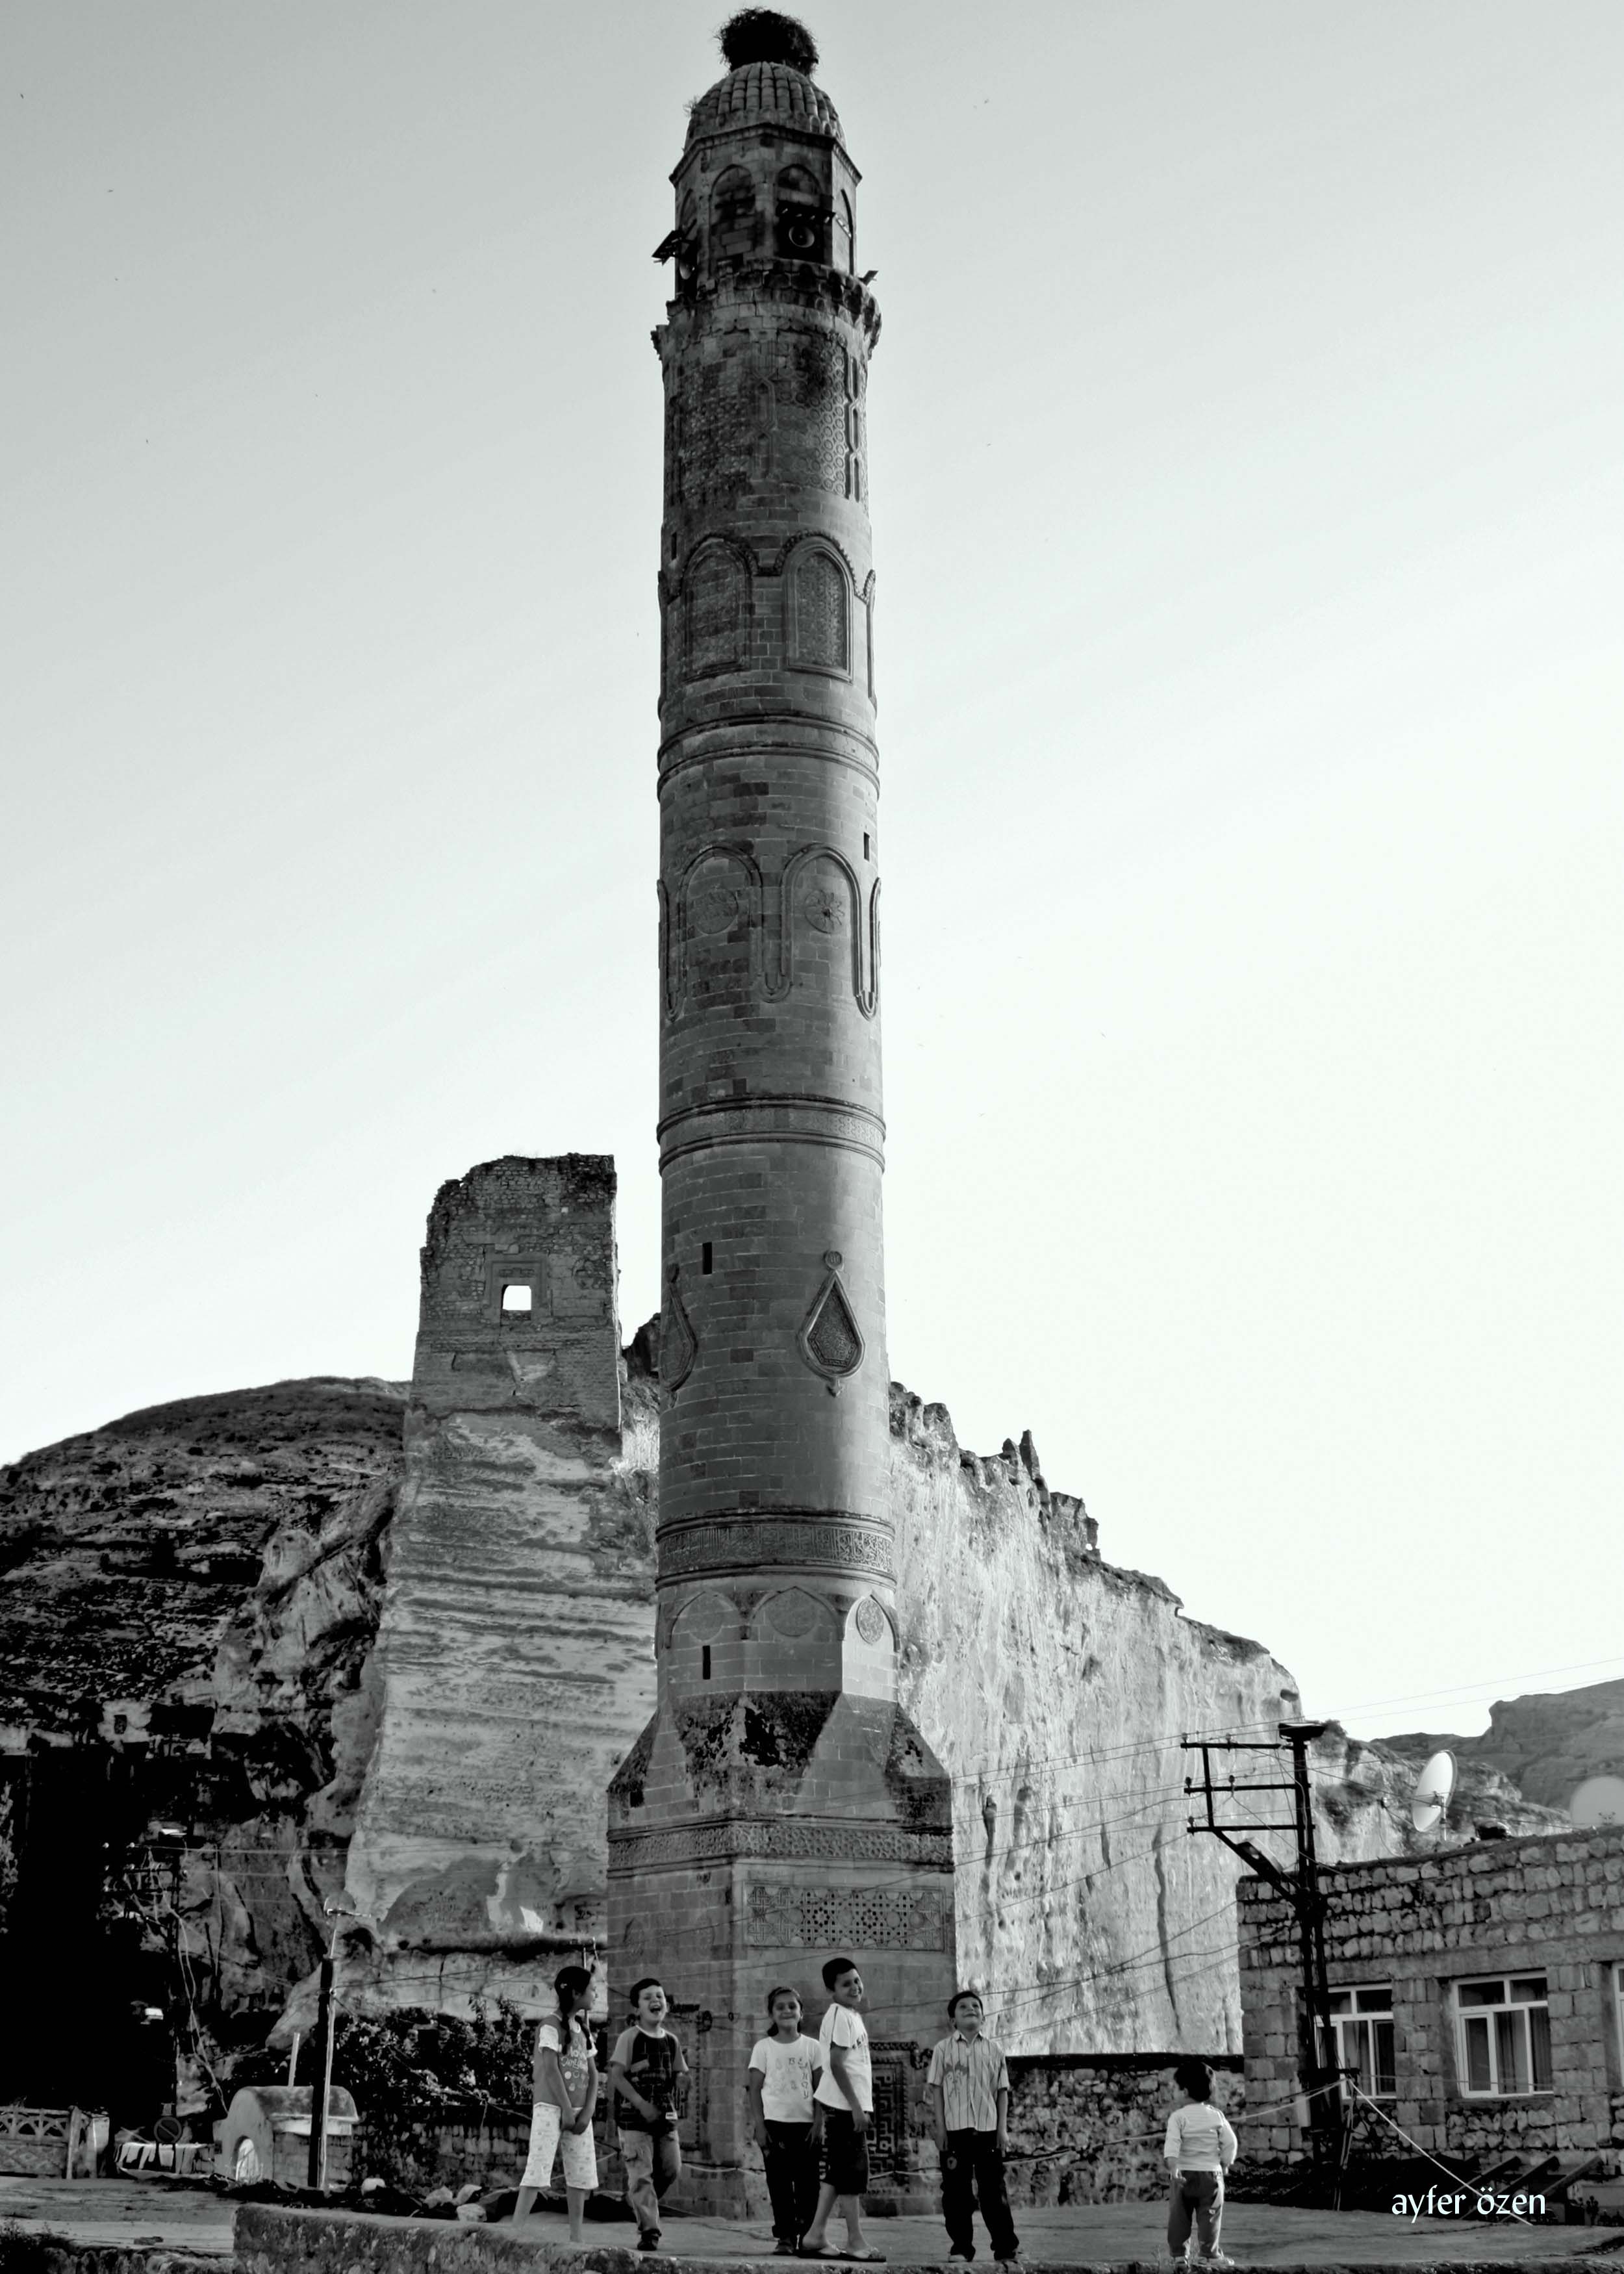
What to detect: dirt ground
<box><xmin>1</xmin><ymin>2175</ymin><xmax>1616</xmax><ymax>2267</ymax></box>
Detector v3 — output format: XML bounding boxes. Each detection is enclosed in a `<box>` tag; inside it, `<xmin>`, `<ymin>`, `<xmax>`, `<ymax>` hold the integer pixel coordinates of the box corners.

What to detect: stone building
<box><xmin>1238</xmin><ymin>1824</ymin><xmax>1624</xmax><ymax>2166</ymax></box>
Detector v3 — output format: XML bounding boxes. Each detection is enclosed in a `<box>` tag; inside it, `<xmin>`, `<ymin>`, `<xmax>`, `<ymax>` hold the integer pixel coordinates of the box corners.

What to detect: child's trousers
<box><xmin>941</xmin><ymin>2130</ymin><xmax>1020</xmax><ymax>2260</ymax></box>
<box><xmin>622</xmin><ymin>2127</ymin><xmax>681</xmax><ymax>2235</ymax></box>
<box><xmin>1167</xmin><ymin>2168</ymin><xmax>1224</xmax><ymax>2260</ymax></box>
<box><xmin>761</xmin><ymin>2119</ymin><xmax>820</xmax><ymax>2242</ymax></box>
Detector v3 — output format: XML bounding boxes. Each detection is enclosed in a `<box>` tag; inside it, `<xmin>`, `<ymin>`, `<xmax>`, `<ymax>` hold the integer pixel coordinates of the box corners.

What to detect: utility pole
<box><xmin>305</xmin><ymin>1948</ymin><xmax>335</xmax><ymax>2191</ymax></box>
<box><xmin>1183</xmin><ymin>1719</ymin><xmax>1343</xmax><ymax>2180</ymax></box>
<box><xmin>307</xmin><ymin>1897</ymin><xmax>368</xmax><ymax>2192</ymax></box>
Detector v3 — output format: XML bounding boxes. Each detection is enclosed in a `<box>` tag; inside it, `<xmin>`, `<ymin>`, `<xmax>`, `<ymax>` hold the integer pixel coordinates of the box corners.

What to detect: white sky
<box><xmin>4</xmin><ymin>1</ymin><xmax>1621</xmax><ymax>1747</ymax></box>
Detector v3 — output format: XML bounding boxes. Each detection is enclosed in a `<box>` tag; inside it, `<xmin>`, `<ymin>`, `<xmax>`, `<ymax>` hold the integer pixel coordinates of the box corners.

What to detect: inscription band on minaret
<box><xmin>607</xmin><ymin>6</ymin><xmax>956</xmax><ymax>2217</ymax></box>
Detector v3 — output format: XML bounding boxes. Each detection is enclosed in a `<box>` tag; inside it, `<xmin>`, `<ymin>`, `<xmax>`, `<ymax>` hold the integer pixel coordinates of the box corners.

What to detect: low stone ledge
<box><xmin>235</xmin><ymin>2203</ymin><xmax>1601</xmax><ymax>2274</ymax></box>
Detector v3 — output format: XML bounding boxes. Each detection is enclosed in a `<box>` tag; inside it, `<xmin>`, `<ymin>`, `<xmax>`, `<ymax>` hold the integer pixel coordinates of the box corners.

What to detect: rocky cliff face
<box><xmin>0</xmin><ymin>1348</ymin><xmax>1573</xmax><ymax>2091</ymax></box>
<box><xmin>0</xmin><ymin>1377</ymin><xmax>407</xmax><ymax>2102</ymax></box>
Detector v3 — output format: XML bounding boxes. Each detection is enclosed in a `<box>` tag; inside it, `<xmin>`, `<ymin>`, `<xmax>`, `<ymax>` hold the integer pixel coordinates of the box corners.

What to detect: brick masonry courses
<box><xmin>1239</xmin><ymin>1824</ymin><xmax>1624</xmax><ymax>2164</ymax></box>
<box><xmin>608</xmin><ymin>38</ymin><xmax>954</xmax><ymax>2212</ymax></box>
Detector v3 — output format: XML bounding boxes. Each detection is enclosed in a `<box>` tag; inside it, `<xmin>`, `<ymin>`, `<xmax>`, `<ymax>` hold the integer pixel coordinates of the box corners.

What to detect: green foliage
<box><xmin>222</xmin><ymin>1999</ymin><xmax>536</xmax><ymax>2123</ymax></box>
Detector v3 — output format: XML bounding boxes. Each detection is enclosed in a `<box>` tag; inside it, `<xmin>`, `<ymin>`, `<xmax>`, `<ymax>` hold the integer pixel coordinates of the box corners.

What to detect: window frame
<box><xmin>1453</xmin><ymin>1973</ymin><xmax>1553</xmax><ymax>2099</ymax></box>
<box><xmin>1320</xmin><ymin>1984</ymin><xmax>1397</xmax><ymax>2102</ymax></box>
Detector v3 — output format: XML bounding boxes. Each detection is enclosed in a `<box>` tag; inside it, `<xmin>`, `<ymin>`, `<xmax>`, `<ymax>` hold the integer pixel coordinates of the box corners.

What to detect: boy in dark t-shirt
<box><xmin>610</xmin><ymin>1977</ymin><xmax>689</xmax><ymax>2253</ymax></box>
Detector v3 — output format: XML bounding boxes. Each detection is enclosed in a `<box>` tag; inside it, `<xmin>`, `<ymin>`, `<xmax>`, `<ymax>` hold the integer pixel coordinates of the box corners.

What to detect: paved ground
<box><xmin>0</xmin><ymin>2173</ymin><xmax>235</xmax><ymax>2256</ymax></box>
<box><xmin>1</xmin><ymin>2178</ymin><xmax>1616</xmax><ymax>2266</ymax></box>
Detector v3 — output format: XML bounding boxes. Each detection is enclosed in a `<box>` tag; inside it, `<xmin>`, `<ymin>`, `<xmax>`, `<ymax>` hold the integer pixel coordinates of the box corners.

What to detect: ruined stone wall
<box><xmin>340</xmin><ymin>1158</ymin><xmax>653</xmax><ymax>2018</ymax></box>
<box><xmin>1239</xmin><ymin>1824</ymin><xmax>1624</xmax><ymax>2164</ymax></box>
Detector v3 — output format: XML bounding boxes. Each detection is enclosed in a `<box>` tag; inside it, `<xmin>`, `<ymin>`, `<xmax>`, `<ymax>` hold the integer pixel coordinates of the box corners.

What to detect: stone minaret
<box><xmin>607</xmin><ymin>10</ymin><xmax>955</xmax><ymax>2216</ymax></box>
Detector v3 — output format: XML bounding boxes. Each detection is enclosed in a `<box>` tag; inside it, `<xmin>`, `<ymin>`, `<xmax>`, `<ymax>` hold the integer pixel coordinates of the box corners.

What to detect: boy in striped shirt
<box><xmin>924</xmin><ymin>1991</ymin><xmax>1021</xmax><ymax>2269</ymax></box>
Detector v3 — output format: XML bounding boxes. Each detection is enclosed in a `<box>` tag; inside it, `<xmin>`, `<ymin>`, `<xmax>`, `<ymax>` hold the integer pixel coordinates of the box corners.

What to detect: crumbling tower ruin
<box><xmin>607</xmin><ymin>10</ymin><xmax>956</xmax><ymax>2211</ymax></box>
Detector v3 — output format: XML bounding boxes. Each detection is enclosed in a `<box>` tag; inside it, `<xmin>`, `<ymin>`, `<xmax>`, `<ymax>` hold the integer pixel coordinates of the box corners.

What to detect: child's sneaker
<box><xmin>1193</xmin><ymin>2255</ymin><xmax>1237</xmax><ymax>2269</ymax></box>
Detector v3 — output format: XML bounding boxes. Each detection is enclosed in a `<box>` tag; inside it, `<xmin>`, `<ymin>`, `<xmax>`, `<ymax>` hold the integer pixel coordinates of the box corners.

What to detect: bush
<box><xmin>221</xmin><ymin>1999</ymin><xmax>536</xmax><ymax>2125</ymax></box>
<box><xmin>0</xmin><ymin>2222</ymin><xmax>73</xmax><ymax>2274</ymax></box>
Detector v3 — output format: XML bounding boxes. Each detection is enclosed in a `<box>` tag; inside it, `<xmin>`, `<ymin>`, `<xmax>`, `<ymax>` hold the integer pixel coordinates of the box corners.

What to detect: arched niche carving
<box><xmin>861</xmin><ymin>570</ymin><xmax>876</xmax><ymax>702</ymax></box>
<box><xmin>753</xmin><ymin>1587</ymin><xmax>837</xmax><ymax>1644</ymax></box>
<box><xmin>676</xmin><ymin>841</ymin><xmax>761</xmax><ymax>1008</ymax></box>
<box><xmin>847</xmin><ymin>1596</ymin><xmax>896</xmax><ymax>1652</ymax></box>
<box><xmin>783</xmin><ymin>541</ymin><xmax>851</xmax><ymax>676</ymax></box>
<box><xmin>767</xmin><ymin>843</ymin><xmax>867</xmax><ymax>1005</ymax></box>
<box><xmin>671</xmin><ymin>1591</ymin><xmax>737</xmax><ymax>1646</ymax></box>
<box><xmin>683</xmin><ymin>537</ymin><xmax>752</xmax><ymax>680</ymax></box>
<box><xmin>711</xmin><ymin>164</ymin><xmax>757</xmax><ymax>258</ymax></box>
<box><xmin>775</xmin><ymin>164</ymin><xmax>827</xmax><ymax>262</ymax></box>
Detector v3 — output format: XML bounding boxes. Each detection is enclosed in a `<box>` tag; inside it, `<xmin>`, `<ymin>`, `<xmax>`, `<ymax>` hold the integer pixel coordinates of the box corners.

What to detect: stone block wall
<box><xmin>1003</xmin><ymin>2054</ymin><xmax>1245</xmax><ymax>2205</ymax></box>
<box><xmin>357</xmin><ymin>2106</ymin><xmax>533</xmax><ymax>2197</ymax></box>
<box><xmin>1239</xmin><ymin>1824</ymin><xmax>1624</xmax><ymax>2163</ymax></box>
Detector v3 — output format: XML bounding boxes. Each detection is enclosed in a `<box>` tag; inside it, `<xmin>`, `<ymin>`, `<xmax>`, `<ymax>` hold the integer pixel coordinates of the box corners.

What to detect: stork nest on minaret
<box><xmin>718</xmin><ymin>9</ymin><xmax>820</xmax><ymax>76</ymax></box>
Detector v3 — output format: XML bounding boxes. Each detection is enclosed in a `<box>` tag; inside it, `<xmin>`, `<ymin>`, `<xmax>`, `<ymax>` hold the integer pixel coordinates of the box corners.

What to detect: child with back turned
<box><xmin>1163</xmin><ymin>2056</ymin><xmax>1237</xmax><ymax>2269</ymax></box>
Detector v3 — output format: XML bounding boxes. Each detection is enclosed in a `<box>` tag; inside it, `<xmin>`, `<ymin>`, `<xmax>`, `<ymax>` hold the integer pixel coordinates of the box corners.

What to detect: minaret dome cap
<box><xmin>686</xmin><ymin>11</ymin><xmax>840</xmax><ymax>144</ymax></box>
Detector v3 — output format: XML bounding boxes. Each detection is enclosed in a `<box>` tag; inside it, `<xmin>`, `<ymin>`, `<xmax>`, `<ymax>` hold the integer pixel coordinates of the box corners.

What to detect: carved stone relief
<box><xmin>744</xmin><ymin>1882</ymin><xmax>951</xmax><ymax>1950</ymax></box>
<box><xmin>657</xmin><ymin>1515</ymin><xmax>894</xmax><ymax>1581</ymax></box>
<box><xmin>661</xmin><ymin>1264</ymin><xmax>698</xmax><ymax>1392</ymax></box>
<box><xmin>798</xmin><ymin>1251</ymin><xmax>865</xmax><ymax>1384</ymax></box>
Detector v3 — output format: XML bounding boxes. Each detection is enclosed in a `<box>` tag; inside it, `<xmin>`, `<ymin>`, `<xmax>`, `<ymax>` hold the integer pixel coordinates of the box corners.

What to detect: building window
<box><xmin>1321</xmin><ymin>1986</ymin><xmax>1395</xmax><ymax>2101</ymax></box>
<box><xmin>1456</xmin><ymin>1975</ymin><xmax>1552</xmax><ymax>2096</ymax></box>
<box><xmin>501</xmin><ymin>1284</ymin><xmax>533</xmax><ymax>1314</ymax></box>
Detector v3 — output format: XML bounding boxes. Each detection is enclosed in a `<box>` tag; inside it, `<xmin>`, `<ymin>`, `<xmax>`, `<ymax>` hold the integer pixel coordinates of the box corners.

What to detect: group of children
<box><xmin>514</xmin><ymin>1961</ymin><xmax>1236</xmax><ymax>2269</ymax></box>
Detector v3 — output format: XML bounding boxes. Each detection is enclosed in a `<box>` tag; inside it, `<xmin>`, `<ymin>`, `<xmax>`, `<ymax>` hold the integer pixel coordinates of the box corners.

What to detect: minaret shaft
<box><xmin>609</xmin><ymin>34</ymin><xmax>955</xmax><ymax>2215</ymax></box>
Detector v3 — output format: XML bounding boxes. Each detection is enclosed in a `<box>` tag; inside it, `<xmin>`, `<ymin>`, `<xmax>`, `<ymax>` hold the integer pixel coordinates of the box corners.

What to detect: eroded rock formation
<box><xmin>0</xmin><ymin>1234</ymin><xmax>1575</xmax><ymax>2098</ymax></box>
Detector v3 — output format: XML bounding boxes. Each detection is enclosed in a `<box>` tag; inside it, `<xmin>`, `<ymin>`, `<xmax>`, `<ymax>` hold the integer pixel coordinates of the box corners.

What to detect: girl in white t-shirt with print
<box><xmin>747</xmin><ymin>1987</ymin><xmax>824</xmax><ymax>2253</ymax></box>
<box><xmin>515</xmin><ymin>1964</ymin><xmax>600</xmax><ymax>2242</ymax></box>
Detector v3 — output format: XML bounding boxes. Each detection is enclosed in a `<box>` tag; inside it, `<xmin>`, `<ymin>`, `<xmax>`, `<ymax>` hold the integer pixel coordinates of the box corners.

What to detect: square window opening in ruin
<box><xmin>702</xmin><ymin>1242</ymin><xmax>714</xmax><ymax>1275</ymax></box>
<box><xmin>501</xmin><ymin>1284</ymin><xmax>534</xmax><ymax>1314</ymax></box>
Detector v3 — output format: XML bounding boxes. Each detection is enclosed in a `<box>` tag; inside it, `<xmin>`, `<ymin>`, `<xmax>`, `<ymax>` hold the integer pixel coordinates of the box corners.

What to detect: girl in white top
<box><xmin>747</xmin><ymin>1987</ymin><xmax>824</xmax><ymax>2251</ymax></box>
<box><xmin>516</xmin><ymin>1963</ymin><xmax>600</xmax><ymax>2242</ymax></box>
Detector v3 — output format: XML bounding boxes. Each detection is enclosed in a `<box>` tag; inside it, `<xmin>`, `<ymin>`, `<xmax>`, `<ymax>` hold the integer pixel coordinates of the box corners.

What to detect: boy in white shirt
<box><xmin>746</xmin><ymin>1985</ymin><xmax>824</xmax><ymax>2254</ymax></box>
<box><xmin>800</xmin><ymin>1957</ymin><xmax>883</xmax><ymax>2263</ymax></box>
<box><xmin>1163</xmin><ymin>2058</ymin><xmax>1238</xmax><ymax>2268</ymax></box>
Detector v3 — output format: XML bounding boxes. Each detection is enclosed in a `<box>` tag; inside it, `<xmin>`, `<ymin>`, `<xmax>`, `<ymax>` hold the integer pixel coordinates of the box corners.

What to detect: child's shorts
<box><xmin>819</xmin><ymin>2108</ymin><xmax>870</xmax><ymax>2195</ymax></box>
<box><xmin>521</xmin><ymin>2101</ymin><xmax>598</xmax><ymax>2191</ymax></box>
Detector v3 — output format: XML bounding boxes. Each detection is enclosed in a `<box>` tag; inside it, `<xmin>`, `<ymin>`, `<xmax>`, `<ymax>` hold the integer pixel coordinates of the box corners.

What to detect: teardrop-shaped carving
<box><xmin>798</xmin><ymin>1253</ymin><xmax>864</xmax><ymax>1381</ymax></box>
<box><xmin>662</xmin><ymin>1264</ymin><xmax>698</xmax><ymax>1392</ymax></box>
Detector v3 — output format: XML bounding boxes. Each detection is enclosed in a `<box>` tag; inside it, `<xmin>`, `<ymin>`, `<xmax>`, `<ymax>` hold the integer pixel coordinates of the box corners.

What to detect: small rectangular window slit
<box><xmin>701</xmin><ymin>1645</ymin><xmax>711</xmax><ymax>1680</ymax></box>
<box><xmin>702</xmin><ymin>1241</ymin><xmax>713</xmax><ymax>1275</ymax></box>
<box><xmin>863</xmin><ymin>833</ymin><xmax>871</xmax><ymax>860</ymax></box>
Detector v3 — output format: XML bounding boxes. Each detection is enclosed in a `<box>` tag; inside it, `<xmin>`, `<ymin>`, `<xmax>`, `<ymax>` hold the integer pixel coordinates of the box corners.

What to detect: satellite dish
<box><xmin>1410</xmin><ymin>1748</ymin><xmax>1456</xmax><ymax>1835</ymax></box>
<box><xmin>1569</xmin><ymin>1774</ymin><xmax>1624</xmax><ymax>1828</ymax></box>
